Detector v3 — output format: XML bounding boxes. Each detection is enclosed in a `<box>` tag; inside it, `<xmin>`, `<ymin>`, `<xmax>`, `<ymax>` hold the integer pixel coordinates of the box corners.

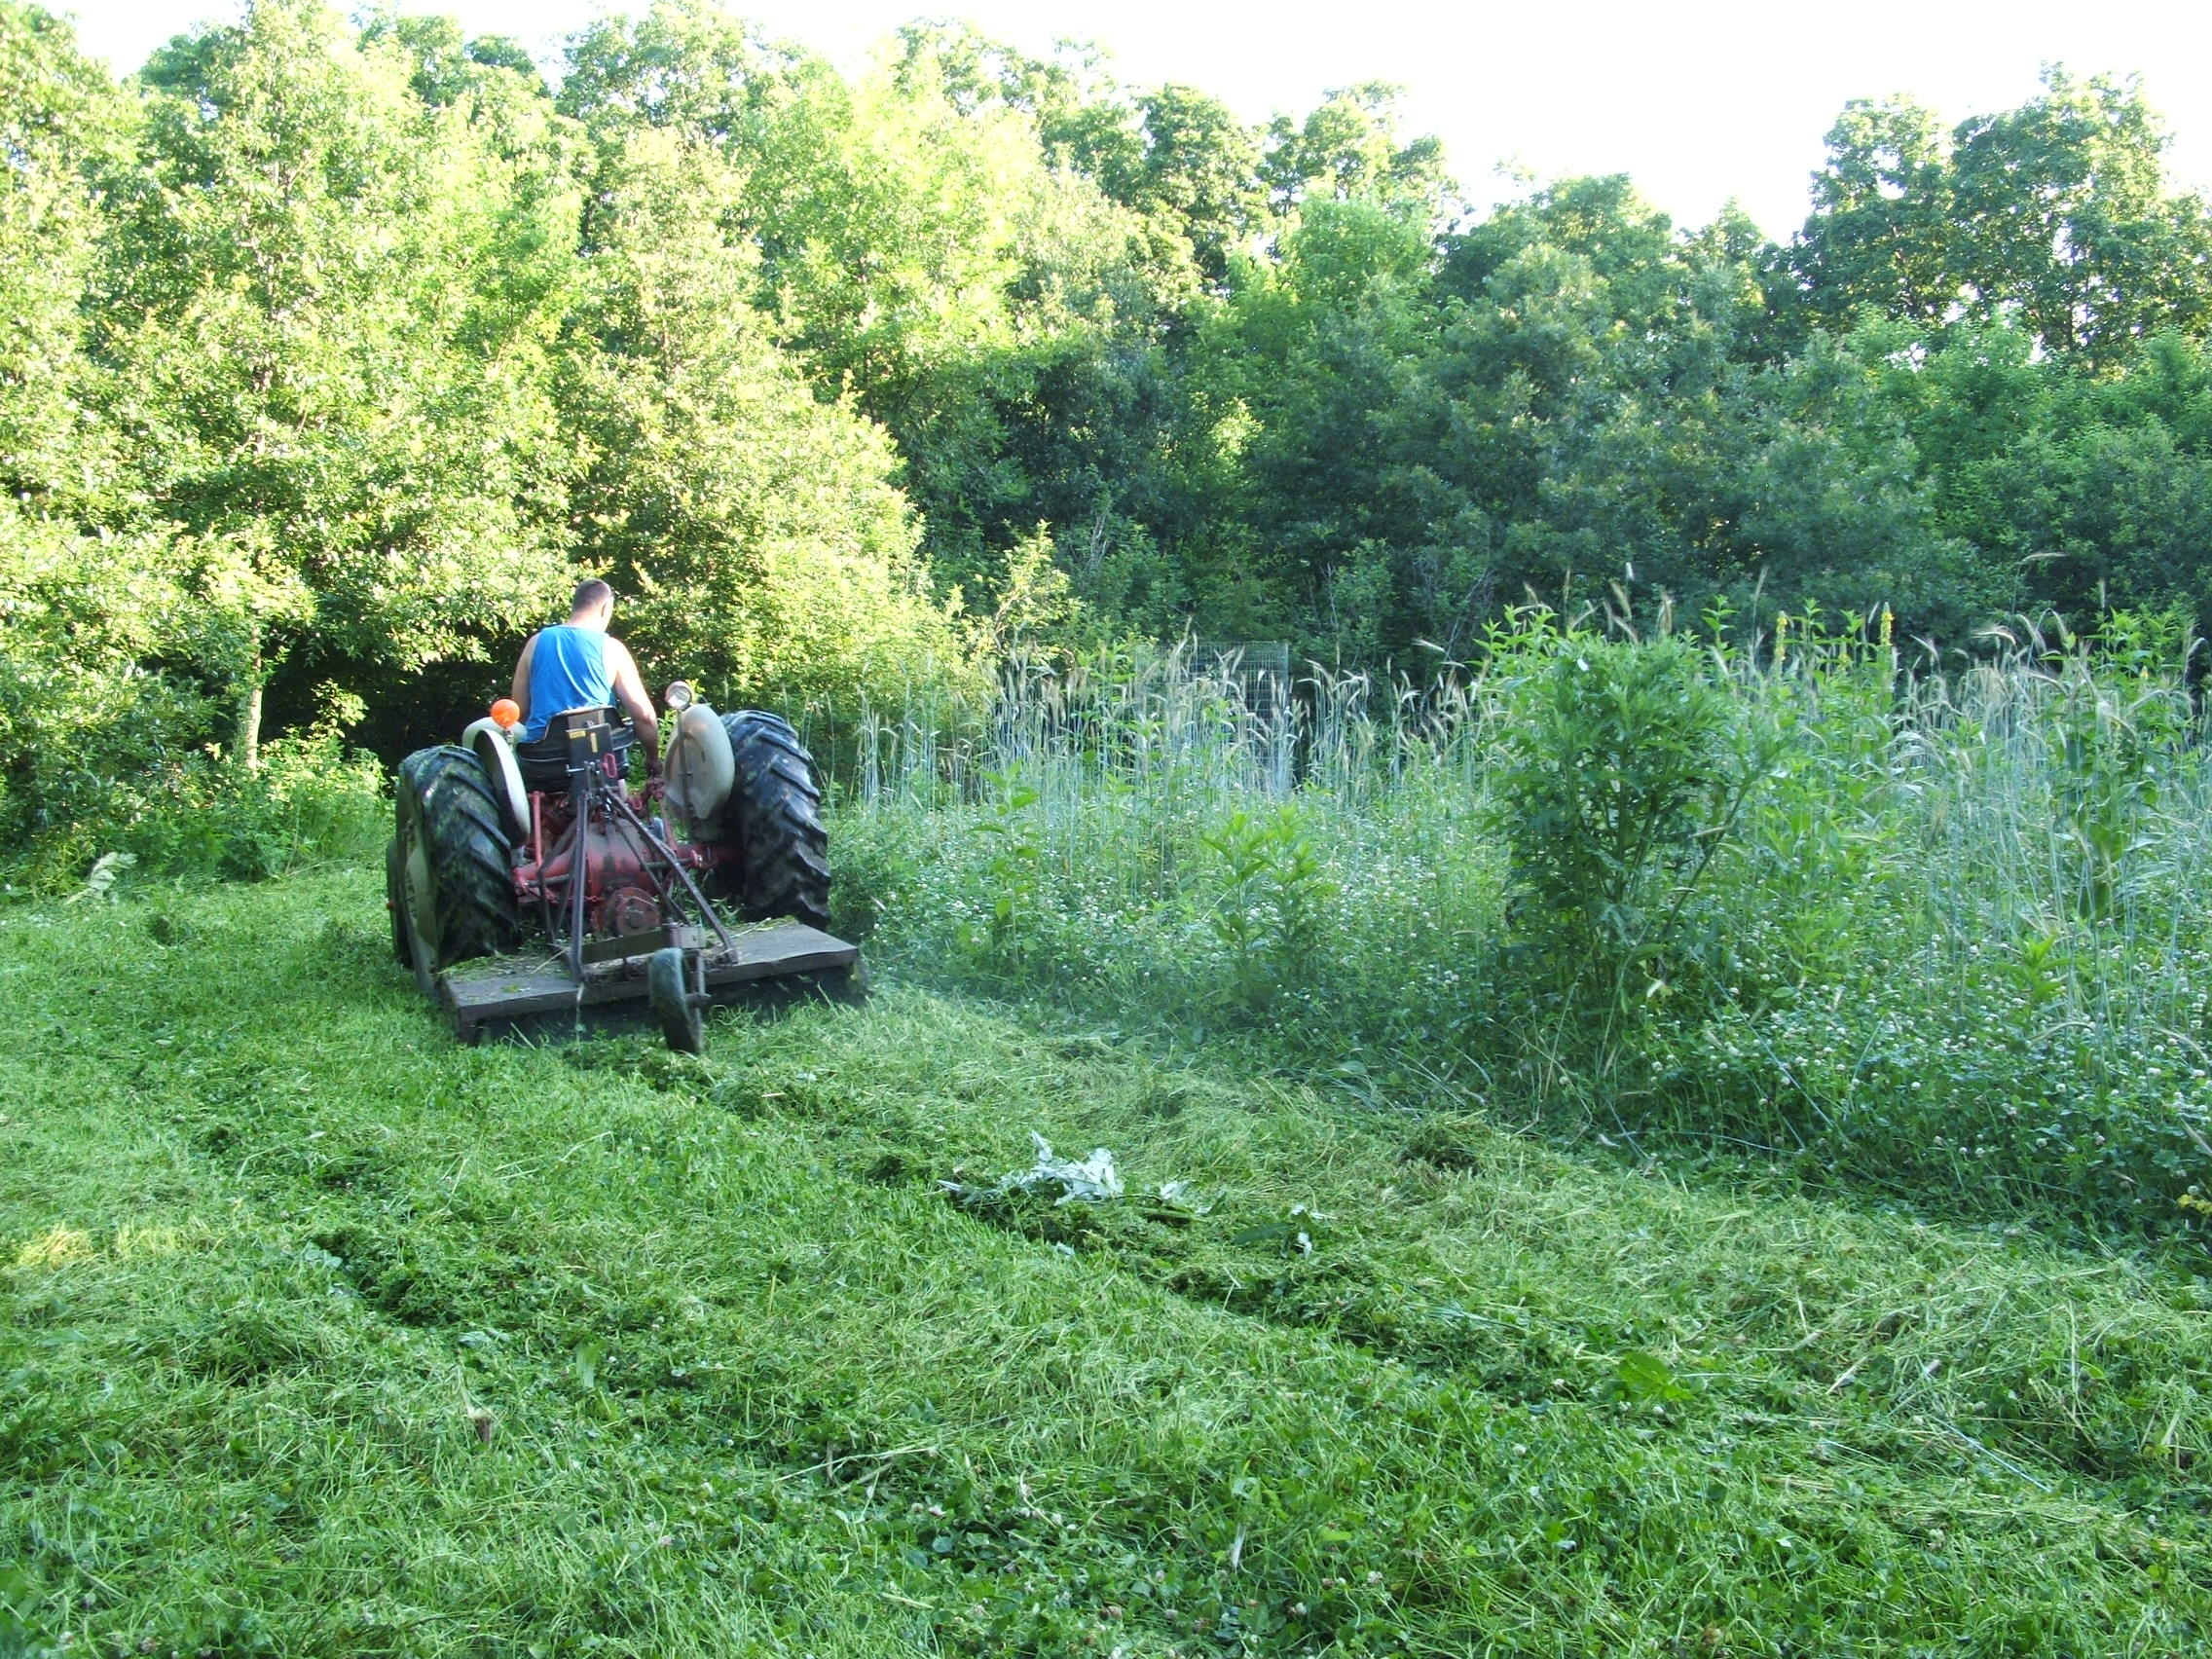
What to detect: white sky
<box><xmin>56</xmin><ymin>1</ymin><xmax>2212</xmax><ymax>237</ymax></box>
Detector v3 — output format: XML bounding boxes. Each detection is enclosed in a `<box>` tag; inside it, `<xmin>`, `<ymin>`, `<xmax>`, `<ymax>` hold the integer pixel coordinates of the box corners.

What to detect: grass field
<box><xmin>4</xmin><ymin>866</ymin><xmax>2208</xmax><ymax>1656</ymax></box>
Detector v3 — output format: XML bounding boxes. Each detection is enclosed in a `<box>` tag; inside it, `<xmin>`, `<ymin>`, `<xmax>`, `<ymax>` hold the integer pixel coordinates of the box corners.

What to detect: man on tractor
<box><xmin>390</xmin><ymin>574</ymin><xmax>845</xmax><ymax>1049</ymax></box>
<box><xmin>510</xmin><ymin>578</ymin><xmax>659</xmax><ymax>767</ymax></box>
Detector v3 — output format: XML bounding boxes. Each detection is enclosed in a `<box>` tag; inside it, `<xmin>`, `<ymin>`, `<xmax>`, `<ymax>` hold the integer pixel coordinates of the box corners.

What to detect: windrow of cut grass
<box><xmin>3</xmin><ymin>868</ymin><xmax>2208</xmax><ymax>1656</ymax></box>
<box><xmin>828</xmin><ymin>622</ymin><xmax>2212</xmax><ymax>1238</ymax></box>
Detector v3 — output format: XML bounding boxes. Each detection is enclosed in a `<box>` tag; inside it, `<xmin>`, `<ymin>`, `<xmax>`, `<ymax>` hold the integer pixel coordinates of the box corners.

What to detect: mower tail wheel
<box><xmin>648</xmin><ymin>946</ymin><xmax>705</xmax><ymax>1053</ymax></box>
<box><xmin>702</xmin><ymin>711</ymin><xmax>830</xmax><ymax>931</ymax></box>
<box><xmin>393</xmin><ymin>746</ymin><xmax>522</xmax><ymax>980</ymax></box>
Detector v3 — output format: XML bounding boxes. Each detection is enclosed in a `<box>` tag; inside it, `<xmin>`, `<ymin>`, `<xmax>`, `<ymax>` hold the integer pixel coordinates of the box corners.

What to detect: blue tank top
<box><xmin>524</xmin><ymin>626</ymin><xmax>612</xmax><ymax>740</ymax></box>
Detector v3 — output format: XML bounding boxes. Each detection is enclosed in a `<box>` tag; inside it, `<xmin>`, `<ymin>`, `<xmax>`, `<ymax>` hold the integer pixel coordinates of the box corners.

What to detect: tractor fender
<box><xmin>461</xmin><ymin>718</ymin><xmax>530</xmax><ymax>842</ymax></box>
<box><xmin>663</xmin><ymin>702</ymin><xmax>735</xmax><ymax>830</ymax></box>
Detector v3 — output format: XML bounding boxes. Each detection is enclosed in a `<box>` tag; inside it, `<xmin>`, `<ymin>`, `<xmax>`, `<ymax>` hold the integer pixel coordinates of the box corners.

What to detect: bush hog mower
<box><xmin>385</xmin><ymin>684</ymin><xmax>860</xmax><ymax>1050</ymax></box>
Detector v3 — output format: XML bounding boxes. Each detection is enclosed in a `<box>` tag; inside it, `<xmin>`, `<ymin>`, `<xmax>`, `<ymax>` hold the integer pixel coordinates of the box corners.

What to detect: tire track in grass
<box><xmin>699</xmin><ymin>993</ymin><xmax>2212</xmax><ymax>1493</ymax></box>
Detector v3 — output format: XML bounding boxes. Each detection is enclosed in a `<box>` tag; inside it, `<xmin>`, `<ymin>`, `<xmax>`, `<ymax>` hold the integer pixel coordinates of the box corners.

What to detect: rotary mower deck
<box><xmin>438</xmin><ymin>919</ymin><xmax>859</xmax><ymax>1045</ymax></box>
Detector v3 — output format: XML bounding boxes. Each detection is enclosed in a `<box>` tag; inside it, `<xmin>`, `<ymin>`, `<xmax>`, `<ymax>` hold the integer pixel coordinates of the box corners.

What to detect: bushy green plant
<box><xmin>1479</xmin><ymin>624</ymin><xmax>1756</xmax><ymax>1011</ymax></box>
<box><xmin>1</xmin><ymin>692</ymin><xmax>385</xmax><ymax>896</ymax></box>
<box><xmin>1198</xmin><ymin>804</ymin><xmax>1338</xmax><ymax>1014</ymax></box>
<box><xmin>954</xmin><ymin>766</ymin><xmax>1043</xmax><ymax>977</ymax></box>
<box><xmin>2040</xmin><ymin>612</ymin><xmax>2193</xmax><ymax>919</ymax></box>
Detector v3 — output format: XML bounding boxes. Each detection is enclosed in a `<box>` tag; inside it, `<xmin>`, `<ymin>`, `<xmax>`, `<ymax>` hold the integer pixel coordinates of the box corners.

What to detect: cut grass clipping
<box><xmin>3</xmin><ymin>868</ymin><xmax>2208</xmax><ymax>1655</ymax></box>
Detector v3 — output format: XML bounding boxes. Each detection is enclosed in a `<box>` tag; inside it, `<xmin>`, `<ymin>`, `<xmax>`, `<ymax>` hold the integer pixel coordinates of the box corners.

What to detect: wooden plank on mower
<box><xmin>439</xmin><ymin>921</ymin><xmax>861</xmax><ymax>1043</ymax></box>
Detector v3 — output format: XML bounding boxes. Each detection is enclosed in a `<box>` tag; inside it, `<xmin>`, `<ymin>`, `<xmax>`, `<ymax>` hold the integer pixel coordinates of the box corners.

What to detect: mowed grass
<box><xmin>2</xmin><ymin>869</ymin><xmax>2208</xmax><ymax>1657</ymax></box>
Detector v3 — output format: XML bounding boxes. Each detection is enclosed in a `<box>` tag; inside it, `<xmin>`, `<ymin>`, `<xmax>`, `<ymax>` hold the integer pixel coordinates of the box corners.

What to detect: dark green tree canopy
<box><xmin>13</xmin><ymin>0</ymin><xmax>2212</xmax><ymax>872</ymax></box>
<box><xmin>1790</xmin><ymin>71</ymin><xmax>2212</xmax><ymax>363</ymax></box>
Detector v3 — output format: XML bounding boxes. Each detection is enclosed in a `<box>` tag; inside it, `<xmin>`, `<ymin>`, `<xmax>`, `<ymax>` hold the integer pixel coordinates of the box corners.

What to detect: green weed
<box><xmin>1199</xmin><ymin>805</ymin><xmax>1337</xmax><ymax>1013</ymax></box>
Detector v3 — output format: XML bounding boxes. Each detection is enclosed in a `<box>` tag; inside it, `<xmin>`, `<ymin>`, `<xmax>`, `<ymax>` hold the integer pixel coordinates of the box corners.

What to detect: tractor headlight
<box><xmin>664</xmin><ymin>681</ymin><xmax>694</xmax><ymax>712</ymax></box>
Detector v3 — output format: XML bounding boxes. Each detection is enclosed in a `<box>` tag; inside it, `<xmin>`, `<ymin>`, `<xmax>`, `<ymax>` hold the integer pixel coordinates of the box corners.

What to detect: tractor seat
<box><xmin>516</xmin><ymin>706</ymin><xmax>635</xmax><ymax>790</ymax></box>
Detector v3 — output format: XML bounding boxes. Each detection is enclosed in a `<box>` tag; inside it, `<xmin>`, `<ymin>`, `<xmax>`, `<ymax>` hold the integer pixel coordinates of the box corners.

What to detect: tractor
<box><xmin>385</xmin><ymin>683</ymin><xmax>859</xmax><ymax>1050</ymax></box>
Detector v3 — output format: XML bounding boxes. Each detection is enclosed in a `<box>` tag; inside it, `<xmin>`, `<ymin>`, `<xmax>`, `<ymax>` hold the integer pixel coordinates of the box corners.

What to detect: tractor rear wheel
<box><xmin>385</xmin><ymin>837</ymin><xmax>412</xmax><ymax>967</ymax></box>
<box><xmin>701</xmin><ymin>711</ymin><xmax>830</xmax><ymax>931</ymax></box>
<box><xmin>393</xmin><ymin>746</ymin><xmax>521</xmax><ymax>985</ymax></box>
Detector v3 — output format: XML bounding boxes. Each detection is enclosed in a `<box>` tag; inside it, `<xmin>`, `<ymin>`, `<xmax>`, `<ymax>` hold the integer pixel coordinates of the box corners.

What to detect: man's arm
<box><xmin>509</xmin><ymin>634</ymin><xmax>536</xmax><ymax>724</ymax></box>
<box><xmin>607</xmin><ymin>639</ymin><xmax>660</xmax><ymax>765</ymax></box>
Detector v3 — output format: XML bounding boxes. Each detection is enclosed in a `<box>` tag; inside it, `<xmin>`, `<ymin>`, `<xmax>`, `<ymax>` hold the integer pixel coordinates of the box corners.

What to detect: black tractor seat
<box><xmin>516</xmin><ymin>706</ymin><xmax>636</xmax><ymax>791</ymax></box>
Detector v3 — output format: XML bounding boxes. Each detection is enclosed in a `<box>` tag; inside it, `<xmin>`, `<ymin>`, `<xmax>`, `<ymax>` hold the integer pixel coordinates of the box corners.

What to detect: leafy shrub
<box><xmin>203</xmin><ymin>724</ymin><xmax>388</xmax><ymax>881</ymax></box>
<box><xmin>954</xmin><ymin>767</ymin><xmax>1044</xmax><ymax>978</ymax></box>
<box><xmin>2</xmin><ymin>719</ymin><xmax>385</xmax><ymax>896</ymax></box>
<box><xmin>824</xmin><ymin>803</ymin><xmax>923</xmax><ymax>942</ymax></box>
<box><xmin>1</xmin><ymin>507</ymin><xmax>385</xmax><ymax>893</ymax></box>
<box><xmin>1480</xmin><ymin>627</ymin><xmax>1751</xmax><ymax>996</ymax></box>
<box><xmin>2038</xmin><ymin>612</ymin><xmax>2193</xmax><ymax>920</ymax></box>
<box><xmin>1199</xmin><ymin>805</ymin><xmax>1338</xmax><ymax>1014</ymax></box>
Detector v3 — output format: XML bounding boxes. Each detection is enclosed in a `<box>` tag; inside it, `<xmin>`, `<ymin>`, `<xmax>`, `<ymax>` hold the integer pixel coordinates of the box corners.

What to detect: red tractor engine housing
<box><xmin>513</xmin><ymin>784</ymin><xmax>738</xmax><ymax>939</ymax></box>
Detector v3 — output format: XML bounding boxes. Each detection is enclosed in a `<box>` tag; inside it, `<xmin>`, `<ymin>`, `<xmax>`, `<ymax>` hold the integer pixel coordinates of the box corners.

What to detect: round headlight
<box><xmin>664</xmin><ymin>680</ymin><xmax>694</xmax><ymax>712</ymax></box>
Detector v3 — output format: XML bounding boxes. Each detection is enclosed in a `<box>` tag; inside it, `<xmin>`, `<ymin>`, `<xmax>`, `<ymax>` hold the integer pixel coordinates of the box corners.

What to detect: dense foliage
<box><xmin>12</xmin><ymin>0</ymin><xmax>2212</xmax><ymax>881</ymax></box>
<box><xmin>838</xmin><ymin>623</ymin><xmax>2212</xmax><ymax>1241</ymax></box>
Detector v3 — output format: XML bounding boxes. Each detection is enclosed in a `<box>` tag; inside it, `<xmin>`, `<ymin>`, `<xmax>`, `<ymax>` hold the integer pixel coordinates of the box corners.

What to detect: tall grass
<box><xmin>830</xmin><ymin>617</ymin><xmax>2212</xmax><ymax>1237</ymax></box>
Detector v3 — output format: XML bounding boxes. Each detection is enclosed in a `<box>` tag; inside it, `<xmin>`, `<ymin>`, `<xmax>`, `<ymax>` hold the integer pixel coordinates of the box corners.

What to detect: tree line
<box><xmin>9</xmin><ymin>0</ymin><xmax>2212</xmax><ymax>871</ymax></box>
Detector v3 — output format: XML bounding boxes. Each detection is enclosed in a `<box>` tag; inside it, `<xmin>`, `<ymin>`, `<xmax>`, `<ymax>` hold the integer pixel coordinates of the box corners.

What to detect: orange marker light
<box><xmin>490</xmin><ymin>698</ymin><xmax>521</xmax><ymax>730</ymax></box>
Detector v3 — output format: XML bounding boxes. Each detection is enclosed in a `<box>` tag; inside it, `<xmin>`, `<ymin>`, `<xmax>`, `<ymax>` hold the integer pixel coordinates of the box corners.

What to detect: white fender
<box><xmin>663</xmin><ymin>702</ymin><xmax>734</xmax><ymax>830</ymax></box>
<box><xmin>461</xmin><ymin>718</ymin><xmax>530</xmax><ymax>842</ymax></box>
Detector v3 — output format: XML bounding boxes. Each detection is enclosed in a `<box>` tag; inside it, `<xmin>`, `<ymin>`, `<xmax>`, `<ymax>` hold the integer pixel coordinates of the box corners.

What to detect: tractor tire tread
<box><xmin>396</xmin><ymin>746</ymin><xmax>522</xmax><ymax>969</ymax></box>
<box><xmin>385</xmin><ymin>836</ymin><xmax>411</xmax><ymax>967</ymax></box>
<box><xmin>704</xmin><ymin>711</ymin><xmax>831</xmax><ymax>930</ymax></box>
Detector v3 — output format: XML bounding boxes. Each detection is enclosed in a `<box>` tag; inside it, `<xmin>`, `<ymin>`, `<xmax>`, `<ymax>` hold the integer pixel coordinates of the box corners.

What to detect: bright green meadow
<box><xmin>13</xmin><ymin>4</ymin><xmax>2212</xmax><ymax>1651</ymax></box>
<box><xmin>7</xmin><ymin>627</ymin><xmax>2212</xmax><ymax>1658</ymax></box>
